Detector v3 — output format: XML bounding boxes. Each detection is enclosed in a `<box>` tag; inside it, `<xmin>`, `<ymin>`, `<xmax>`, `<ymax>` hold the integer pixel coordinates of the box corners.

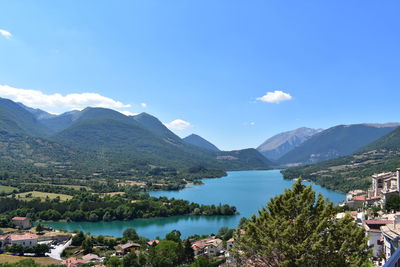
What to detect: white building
<box><xmin>0</xmin><ymin>233</ymin><xmax>38</xmax><ymax>248</ymax></box>
<box><xmin>381</xmin><ymin>215</ymin><xmax>400</xmax><ymax>260</ymax></box>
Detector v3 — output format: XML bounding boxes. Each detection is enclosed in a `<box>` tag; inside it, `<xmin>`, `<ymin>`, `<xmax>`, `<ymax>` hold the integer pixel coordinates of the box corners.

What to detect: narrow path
<box><xmin>46</xmin><ymin>238</ymin><xmax>72</xmax><ymax>261</ymax></box>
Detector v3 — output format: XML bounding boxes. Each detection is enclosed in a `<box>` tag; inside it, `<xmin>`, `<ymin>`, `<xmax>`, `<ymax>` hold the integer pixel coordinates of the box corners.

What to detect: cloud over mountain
<box><xmin>0</xmin><ymin>84</ymin><xmax>132</xmax><ymax>114</ymax></box>
<box><xmin>164</xmin><ymin>119</ymin><xmax>191</xmax><ymax>130</ymax></box>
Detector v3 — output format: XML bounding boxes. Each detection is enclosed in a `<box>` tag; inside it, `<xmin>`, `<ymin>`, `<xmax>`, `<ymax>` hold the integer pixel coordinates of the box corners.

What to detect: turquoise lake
<box><xmin>44</xmin><ymin>170</ymin><xmax>345</xmax><ymax>239</ymax></box>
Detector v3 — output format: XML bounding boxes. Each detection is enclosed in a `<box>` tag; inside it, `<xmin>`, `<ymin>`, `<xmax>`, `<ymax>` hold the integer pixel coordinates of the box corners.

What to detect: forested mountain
<box><xmin>282</xmin><ymin>126</ymin><xmax>400</xmax><ymax>193</ymax></box>
<box><xmin>257</xmin><ymin>127</ymin><xmax>320</xmax><ymax>160</ymax></box>
<box><xmin>183</xmin><ymin>134</ymin><xmax>220</xmax><ymax>152</ymax></box>
<box><xmin>0</xmin><ymin>98</ymin><xmax>271</xmax><ymax>183</ymax></box>
<box><xmin>0</xmin><ymin>97</ymin><xmax>49</xmax><ymax>136</ymax></box>
<box><xmin>277</xmin><ymin>124</ymin><xmax>399</xmax><ymax>165</ymax></box>
<box><xmin>132</xmin><ymin>112</ymin><xmax>182</xmax><ymax>142</ymax></box>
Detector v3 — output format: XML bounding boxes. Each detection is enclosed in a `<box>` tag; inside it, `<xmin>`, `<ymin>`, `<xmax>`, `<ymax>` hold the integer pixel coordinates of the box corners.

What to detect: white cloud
<box><xmin>0</xmin><ymin>29</ymin><xmax>12</xmax><ymax>39</ymax></box>
<box><xmin>0</xmin><ymin>84</ymin><xmax>133</xmax><ymax>114</ymax></box>
<box><xmin>118</xmin><ymin>110</ymin><xmax>138</xmax><ymax>116</ymax></box>
<box><xmin>257</xmin><ymin>90</ymin><xmax>292</xmax><ymax>103</ymax></box>
<box><xmin>140</xmin><ymin>103</ymin><xmax>147</xmax><ymax>108</ymax></box>
<box><xmin>164</xmin><ymin>119</ymin><xmax>191</xmax><ymax>131</ymax></box>
<box><xmin>250</xmin><ymin>122</ymin><xmax>256</xmax><ymax>126</ymax></box>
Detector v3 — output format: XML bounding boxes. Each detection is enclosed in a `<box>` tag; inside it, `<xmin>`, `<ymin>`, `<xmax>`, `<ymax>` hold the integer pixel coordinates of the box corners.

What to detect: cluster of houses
<box><xmin>346</xmin><ymin>169</ymin><xmax>400</xmax><ymax>209</ymax></box>
<box><xmin>343</xmin><ymin>168</ymin><xmax>400</xmax><ymax>264</ymax></box>
<box><xmin>191</xmin><ymin>236</ymin><xmax>235</xmax><ymax>259</ymax></box>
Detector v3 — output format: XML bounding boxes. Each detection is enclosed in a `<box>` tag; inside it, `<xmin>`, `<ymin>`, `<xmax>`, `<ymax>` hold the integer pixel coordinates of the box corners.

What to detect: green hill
<box><xmin>0</xmin><ymin>98</ymin><xmax>271</xmax><ymax>184</ymax></box>
<box><xmin>0</xmin><ymin>97</ymin><xmax>49</xmax><ymax>136</ymax></box>
<box><xmin>281</xmin><ymin>126</ymin><xmax>400</xmax><ymax>193</ymax></box>
<box><xmin>278</xmin><ymin>124</ymin><xmax>398</xmax><ymax>165</ymax></box>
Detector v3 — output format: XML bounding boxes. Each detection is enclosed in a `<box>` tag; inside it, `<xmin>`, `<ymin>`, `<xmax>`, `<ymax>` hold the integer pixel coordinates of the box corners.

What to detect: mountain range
<box><xmin>257</xmin><ymin>124</ymin><xmax>400</xmax><ymax>166</ymax></box>
<box><xmin>282</xmin><ymin>126</ymin><xmax>400</xmax><ymax>192</ymax></box>
<box><xmin>257</xmin><ymin>127</ymin><xmax>321</xmax><ymax>160</ymax></box>
<box><xmin>0</xmin><ymin>97</ymin><xmax>271</xmax><ymax>182</ymax></box>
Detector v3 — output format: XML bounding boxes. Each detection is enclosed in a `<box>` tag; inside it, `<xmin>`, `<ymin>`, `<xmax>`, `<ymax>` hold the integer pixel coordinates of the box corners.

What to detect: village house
<box><xmin>61</xmin><ymin>257</ymin><xmax>86</xmax><ymax>267</ymax></box>
<box><xmin>369</xmin><ymin>169</ymin><xmax>400</xmax><ymax>205</ymax></box>
<box><xmin>226</xmin><ymin>238</ymin><xmax>234</xmax><ymax>251</ymax></box>
<box><xmin>11</xmin><ymin>217</ymin><xmax>31</xmax><ymax>230</ymax></box>
<box><xmin>364</xmin><ymin>219</ymin><xmax>392</xmax><ymax>258</ymax></box>
<box><xmin>0</xmin><ymin>233</ymin><xmax>38</xmax><ymax>248</ymax></box>
<box><xmin>82</xmin><ymin>253</ymin><xmax>102</xmax><ymax>263</ymax></box>
<box><xmin>191</xmin><ymin>236</ymin><xmax>223</xmax><ymax>258</ymax></box>
<box><xmin>116</xmin><ymin>242</ymin><xmax>141</xmax><ymax>255</ymax></box>
<box><xmin>380</xmin><ymin>215</ymin><xmax>400</xmax><ymax>260</ymax></box>
<box><xmin>147</xmin><ymin>239</ymin><xmax>160</xmax><ymax>247</ymax></box>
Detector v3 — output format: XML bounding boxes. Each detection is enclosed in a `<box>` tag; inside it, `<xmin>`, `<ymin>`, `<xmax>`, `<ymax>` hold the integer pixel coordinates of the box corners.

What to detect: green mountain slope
<box><xmin>0</xmin><ymin>97</ymin><xmax>49</xmax><ymax>136</ymax></box>
<box><xmin>0</xmin><ymin>98</ymin><xmax>271</xmax><ymax>184</ymax></box>
<box><xmin>281</xmin><ymin>127</ymin><xmax>400</xmax><ymax>193</ymax></box>
<box><xmin>51</xmin><ymin>107</ymin><xmax>271</xmax><ymax>171</ymax></box>
<box><xmin>278</xmin><ymin>124</ymin><xmax>398</xmax><ymax>165</ymax></box>
<box><xmin>183</xmin><ymin>134</ymin><xmax>220</xmax><ymax>152</ymax></box>
<box><xmin>132</xmin><ymin>112</ymin><xmax>181</xmax><ymax>143</ymax></box>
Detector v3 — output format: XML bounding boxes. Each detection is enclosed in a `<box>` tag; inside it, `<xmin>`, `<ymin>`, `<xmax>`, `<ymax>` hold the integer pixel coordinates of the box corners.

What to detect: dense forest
<box><xmin>0</xmin><ymin>192</ymin><xmax>237</xmax><ymax>224</ymax></box>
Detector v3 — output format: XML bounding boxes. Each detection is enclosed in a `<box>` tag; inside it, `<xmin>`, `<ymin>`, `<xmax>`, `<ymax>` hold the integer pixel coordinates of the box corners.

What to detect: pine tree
<box><xmin>233</xmin><ymin>180</ymin><xmax>371</xmax><ymax>267</ymax></box>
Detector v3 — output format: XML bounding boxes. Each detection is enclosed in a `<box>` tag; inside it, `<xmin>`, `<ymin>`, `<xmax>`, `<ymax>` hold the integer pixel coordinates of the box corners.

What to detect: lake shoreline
<box><xmin>42</xmin><ymin>170</ymin><xmax>345</xmax><ymax>239</ymax></box>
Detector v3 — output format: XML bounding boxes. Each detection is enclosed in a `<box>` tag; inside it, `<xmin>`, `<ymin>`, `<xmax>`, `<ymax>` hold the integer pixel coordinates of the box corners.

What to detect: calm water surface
<box><xmin>44</xmin><ymin>170</ymin><xmax>345</xmax><ymax>239</ymax></box>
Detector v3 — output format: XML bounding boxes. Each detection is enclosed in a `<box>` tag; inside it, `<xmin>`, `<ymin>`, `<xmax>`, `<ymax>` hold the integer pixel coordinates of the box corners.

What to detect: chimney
<box><xmin>397</xmin><ymin>168</ymin><xmax>400</xmax><ymax>192</ymax></box>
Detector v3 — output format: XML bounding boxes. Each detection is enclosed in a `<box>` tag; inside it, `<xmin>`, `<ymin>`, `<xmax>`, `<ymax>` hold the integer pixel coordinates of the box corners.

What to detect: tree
<box><xmin>217</xmin><ymin>227</ymin><xmax>234</xmax><ymax>241</ymax></box>
<box><xmin>191</xmin><ymin>256</ymin><xmax>213</xmax><ymax>267</ymax></box>
<box><xmin>233</xmin><ymin>180</ymin><xmax>371</xmax><ymax>267</ymax></box>
<box><xmin>71</xmin><ymin>231</ymin><xmax>85</xmax><ymax>246</ymax></box>
<box><xmin>150</xmin><ymin>240</ymin><xmax>180</xmax><ymax>267</ymax></box>
<box><xmin>35</xmin><ymin>224</ymin><xmax>44</xmax><ymax>233</ymax></box>
<box><xmin>385</xmin><ymin>194</ymin><xmax>400</xmax><ymax>211</ymax></box>
<box><xmin>105</xmin><ymin>256</ymin><xmax>122</xmax><ymax>267</ymax></box>
<box><xmin>82</xmin><ymin>236</ymin><xmax>94</xmax><ymax>253</ymax></box>
<box><xmin>122</xmin><ymin>252</ymin><xmax>140</xmax><ymax>267</ymax></box>
<box><xmin>123</xmin><ymin>228</ymin><xmax>139</xmax><ymax>241</ymax></box>
<box><xmin>182</xmin><ymin>238</ymin><xmax>194</xmax><ymax>264</ymax></box>
<box><xmin>165</xmin><ymin>229</ymin><xmax>181</xmax><ymax>243</ymax></box>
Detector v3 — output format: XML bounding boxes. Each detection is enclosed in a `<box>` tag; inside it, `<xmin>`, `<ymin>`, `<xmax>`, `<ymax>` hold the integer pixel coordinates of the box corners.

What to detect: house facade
<box><xmin>11</xmin><ymin>217</ymin><xmax>31</xmax><ymax>230</ymax></box>
<box><xmin>0</xmin><ymin>233</ymin><xmax>38</xmax><ymax>248</ymax></box>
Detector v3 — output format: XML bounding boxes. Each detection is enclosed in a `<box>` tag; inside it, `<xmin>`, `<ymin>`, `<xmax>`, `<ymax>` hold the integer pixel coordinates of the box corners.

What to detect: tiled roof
<box><xmin>353</xmin><ymin>196</ymin><xmax>366</xmax><ymax>201</ymax></box>
<box><xmin>147</xmin><ymin>240</ymin><xmax>160</xmax><ymax>246</ymax></box>
<box><xmin>120</xmin><ymin>242</ymin><xmax>141</xmax><ymax>249</ymax></box>
<box><xmin>365</xmin><ymin>220</ymin><xmax>393</xmax><ymax>225</ymax></box>
<box><xmin>9</xmin><ymin>234</ymin><xmax>38</xmax><ymax>241</ymax></box>
<box><xmin>12</xmin><ymin>217</ymin><xmax>29</xmax><ymax>221</ymax></box>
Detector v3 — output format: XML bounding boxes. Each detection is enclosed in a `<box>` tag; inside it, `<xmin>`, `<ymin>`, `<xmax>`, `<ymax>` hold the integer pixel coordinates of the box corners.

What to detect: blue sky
<box><xmin>1</xmin><ymin>0</ymin><xmax>400</xmax><ymax>150</ymax></box>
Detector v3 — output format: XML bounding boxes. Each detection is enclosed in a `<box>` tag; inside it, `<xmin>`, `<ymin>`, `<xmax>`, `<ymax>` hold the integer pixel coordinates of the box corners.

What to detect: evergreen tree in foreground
<box><xmin>233</xmin><ymin>180</ymin><xmax>371</xmax><ymax>267</ymax></box>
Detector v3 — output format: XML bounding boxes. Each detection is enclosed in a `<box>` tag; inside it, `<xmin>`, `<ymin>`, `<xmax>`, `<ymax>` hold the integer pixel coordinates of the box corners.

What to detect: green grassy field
<box><xmin>0</xmin><ymin>185</ymin><xmax>18</xmax><ymax>194</ymax></box>
<box><xmin>14</xmin><ymin>191</ymin><xmax>73</xmax><ymax>201</ymax></box>
<box><xmin>0</xmin><ymin>254</ymin><xmax>61</xmax><ymax>266</ymax></box>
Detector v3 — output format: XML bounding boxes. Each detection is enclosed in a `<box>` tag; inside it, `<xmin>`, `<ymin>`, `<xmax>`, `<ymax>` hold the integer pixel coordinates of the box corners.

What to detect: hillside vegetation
<box><xmin>282</xmin><ymin>127</ymin><xmax>400</xmax><ymax>192</ymax></box>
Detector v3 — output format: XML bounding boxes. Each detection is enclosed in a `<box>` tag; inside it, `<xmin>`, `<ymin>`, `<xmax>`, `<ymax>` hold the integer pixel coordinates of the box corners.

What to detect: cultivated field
<box><xmin>14</xmin><ymin>191</ymin><xmax>73</xmax><ymax>201</ymax></box>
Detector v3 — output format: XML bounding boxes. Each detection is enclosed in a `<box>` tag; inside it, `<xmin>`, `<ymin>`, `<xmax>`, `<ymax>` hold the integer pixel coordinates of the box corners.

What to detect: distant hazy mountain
<box><xmin>278</xmin><ymin>123</ymin><xmax>400</xmax><ymax>165</ymax></box>
<box><xmin>17</xmin><ymin>102</ymin><xmax>56</xmax><ymax>120</ymax></box>
<box><xmin>38</xmin><ymin>110</ymin><xmax>80</xmax><ymax>133</ymax></box>
<box><xmin>257</xmin><ymin>127</ymin><xmax>321</xmax><ymax>160</ymax></box>
<box><xmin>183</xmin><ymin>134</ymin><xmax>220</xmax><ymax>152</ymax></box>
